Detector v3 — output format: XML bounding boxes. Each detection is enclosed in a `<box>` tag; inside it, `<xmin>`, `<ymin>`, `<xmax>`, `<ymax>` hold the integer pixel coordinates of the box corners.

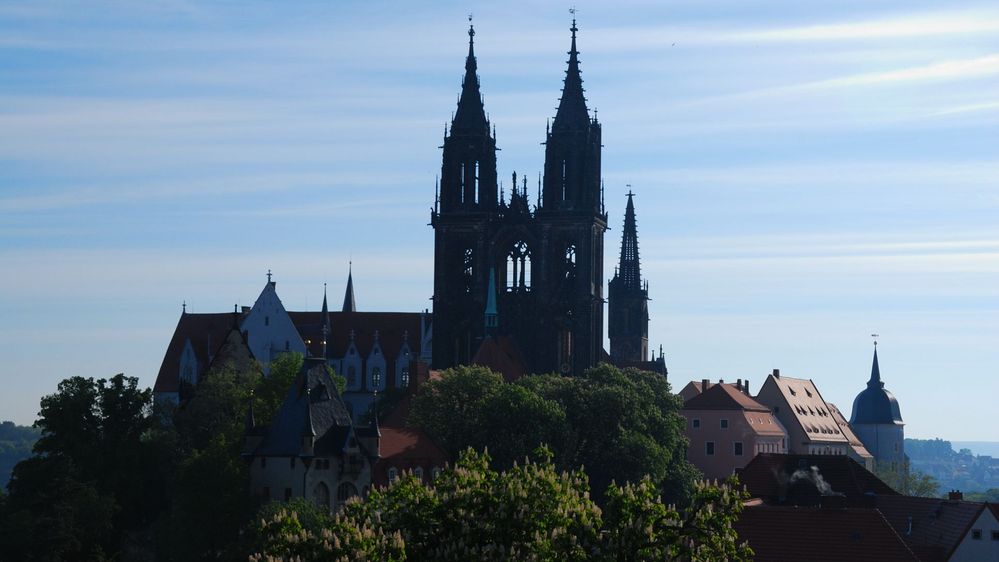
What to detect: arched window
<box><xmin>313</xmin><ymin>482</ymin><xmax>330</xmax><ymax>511</ymax></box>
<box><xmin>432</xmin><ymin>466</ymin><xmax>441</xmax><ymax>480</ymax></box>
<box><xmin>564</xmin><ymin>244</ymin><xmax>576</xmax><ymax>281</ymax></box>
<box><xmin>414</xmin><ymin>467</ymin><xmax>424</xmax><ymax>483</ymax></box>
<box><xmin>459</xmin><ymin>163</ymin><xmax>465</xmax><ymax>204</ymax></box>
<box><xmin>337</xmin><ymin>482</ymin><xmax>359</xmax><ymax>505</ymax></box>
<box><xmin>474</xmin><ymin>161</ymin><xmax>480</xmax><ymax>204</ymax></box>
<box><xmin>463</xmin><ymin>248</ymin><xmax>474</xmax><ymax>293</ymax></box>
<box><xmin>388</xmin><ymin>467</ymin><xmax>398</xmax><ymax>483</ymax></box>
<box><xmin>372</xmin><ymin>367</ymin><xmax>382</xmax><ymax>390</ymax></box>
<box><xmin>561</xmin><ymin>159</ymin><xmax>567</xmax><ymax>201</ymax></box>
<box><xmin>401</xmin><ymin>366</ymin><xmax>410</xmax><ymax>389</ymax></box>
<box><xmin>347</xmin><ymin>365</ymin><xmax>356</xmax><ymax>387</ymax></box>
<box><xmin>506</xmin><ymin>241</ymin><xmax>531</xmax><ymax>292</ymax></box>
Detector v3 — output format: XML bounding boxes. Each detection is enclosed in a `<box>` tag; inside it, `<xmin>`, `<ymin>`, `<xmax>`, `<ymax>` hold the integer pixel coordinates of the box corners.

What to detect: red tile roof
<box><xmin>735</xmin><ymin>505</ymin><xmax>919</xmax><ymax>562</ymax></box>
<box><xmin>684</xmin><ymin>382</ymin><xmax>771</xmax><ymax>412</ymax></box>
<box><xmin>875</xmin><ymin>495</ymin><xmax>988</xmax><ymax>562</ymax></box>
<box><xmin>154</xmin><ymin>312</ymin><xmax>243</xmax><ymax>393</ymax></box>
<box><xmin>373</xmin><ymin>395</ymin><xmax>448</xmax><ymax>487</ymax></box>
<box><xmin>471</xmin><ymin>335</ymin><xmax>527</xmax><ymax>382</ymax></box>
<box><xmin>737</xmin><ymin>453</ymin><xmax>897</xmax><ymax>505</ymax></box>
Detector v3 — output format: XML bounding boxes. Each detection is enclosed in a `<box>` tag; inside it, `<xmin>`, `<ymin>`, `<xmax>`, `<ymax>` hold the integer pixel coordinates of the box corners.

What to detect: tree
<box><xmin>410</xmin><ymin>363</ymin><xmax>700</xmax><ymax>504</ymax></box>
<box><xmin>253</xmin><ymin>352</ymin><xmax>303</xmax><ymax>426</ymax></box>
<box><xmin>875</xmin><ymin>461</ymin><xmax>941</xmax><ymax>497</ymax></box>
<box><xmin>0</xmin><ymin>374</ymin><xmax>154</xmax><ymax>560</ymax></box>
<box><xmin>251</xmin><ymin>447</ymin><xmax>750</xmax><ymax>561</ymax></box>
<box><xmin>0</xmin><ymin>421</ymin><xmax>40</xmax><ymax>490</ymax></box>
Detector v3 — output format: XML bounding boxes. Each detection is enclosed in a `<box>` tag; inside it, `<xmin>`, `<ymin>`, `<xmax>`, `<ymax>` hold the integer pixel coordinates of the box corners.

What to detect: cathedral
<box><xmin>431</xmin><ymin>20</ymin><xmax>660</xmax><ymax>376</ymax></box>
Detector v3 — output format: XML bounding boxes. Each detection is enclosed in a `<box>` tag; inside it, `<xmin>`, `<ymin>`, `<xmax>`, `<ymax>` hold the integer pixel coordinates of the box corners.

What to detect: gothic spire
<box><xmin>321</xmin><ymin>283</ymin><xmax>330</xmax><ymax>358</ymax></box>
<box><xmin>868</xmin><ymin>344</ymin><xmax>882</xmax><ymax>388</ymax></box>
<box><xmin>451</xmin><ymin>22</ymin><xmax>489</xmax><ymax>134</ymax></box>
<box><xmin>617</xmin><ymin>191</ymin><xmax>642</xmax><ymax>290</ymax></box>
<box><xmin>552</xmin><ymin>18</ymin><xmax>590</xmax><ymax>130</ymax></box>
<box><xmin>342</xmin><ymin>263</ymin><xmax>356</xmax><ymax>312</ymax></box>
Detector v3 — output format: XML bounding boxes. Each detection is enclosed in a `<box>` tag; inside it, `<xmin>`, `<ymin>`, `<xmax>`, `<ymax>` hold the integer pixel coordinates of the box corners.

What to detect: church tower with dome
<box><xmin>850</xmin><ymin>342</ymin><xmax>905</xmax><ymax>471</ymax></box>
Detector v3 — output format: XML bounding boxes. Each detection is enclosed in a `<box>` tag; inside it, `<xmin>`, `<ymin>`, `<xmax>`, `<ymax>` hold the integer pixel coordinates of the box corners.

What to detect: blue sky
<box><xmin>1</xmin><ymin>1</ymin><xmax>997</xmax><ymax>440</ymax></box>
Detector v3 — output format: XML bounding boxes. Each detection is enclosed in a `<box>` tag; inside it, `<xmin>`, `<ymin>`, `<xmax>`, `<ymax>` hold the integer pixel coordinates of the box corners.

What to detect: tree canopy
<box><xmin>409</xmin><ymin>363</ymin><xmax>701</xmax><ymax>503</ymax></box>
<box><xmin>250</xmin><ymin>447</ymin><xmax>752</xmax><ymax>561</ymax></box>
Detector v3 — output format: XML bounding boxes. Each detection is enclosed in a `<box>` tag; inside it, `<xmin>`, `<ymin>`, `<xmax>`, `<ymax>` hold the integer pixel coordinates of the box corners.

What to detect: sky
<box><xmin>1</xmin><ymin>1</ymin><xmax>997</xmax><ymax>440</ymax></box>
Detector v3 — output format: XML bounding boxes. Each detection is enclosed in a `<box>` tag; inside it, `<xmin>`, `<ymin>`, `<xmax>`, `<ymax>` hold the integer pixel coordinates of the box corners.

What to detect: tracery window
<box><xmin>337</xmin><ymin>482</ymin><xmax>359</xmax><ymax>505</ymax></box>
<box><xmin>313</xmin><ymin>482</ymin><xmax>330</xmax><ymax>511</ymax></box>
<box><xmin>506</xmin><ymin>241</ymin><xmax>531</xmax><ymax>291</ymax></box>
<box><xmin>463</xmin><ymin>248</ymin><xmax>474</xmax><ymax>293</ymax></box>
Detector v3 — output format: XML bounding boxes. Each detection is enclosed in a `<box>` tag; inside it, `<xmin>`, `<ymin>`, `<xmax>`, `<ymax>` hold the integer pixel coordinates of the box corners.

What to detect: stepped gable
<box><xmin>735</xmin><ymin>505</ymin><xmax>919</xmax><ymax>562</ymax></box>
<box><xmin>154</xmin><ymin>311</ymin><xmax>243</xmax><ymax>393</ymax></box>
<box><xmin>738</xmin><ymin>453</ymin><xmax>897</xmax><ymax>505</ymax></box>
<box><xmin>875</xmin><ymin>495</ymin><xmax>990</xmax><ymax>562</ymax></box>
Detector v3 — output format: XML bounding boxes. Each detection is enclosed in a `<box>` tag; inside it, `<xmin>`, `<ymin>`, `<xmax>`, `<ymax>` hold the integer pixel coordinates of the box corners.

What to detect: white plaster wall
<box><xmin>854</xmin><ymin>423</ymin><xmax>905</xmax><ymax>467</ymax></box>
<box><xmin>241</xmin><ymin>282</ymin><xmax>305</xmax><ymax>373</ymax></box>
<box><xmin>950</xmin><ymin>508</ymin><xmax>999</xmax><ymax>562</ymax></box>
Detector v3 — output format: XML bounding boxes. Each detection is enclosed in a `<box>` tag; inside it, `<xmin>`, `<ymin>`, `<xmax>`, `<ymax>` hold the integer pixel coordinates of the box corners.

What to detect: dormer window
<box><xmin>265</xmin><ymin>316</ymin><xmax>270</xmax><ymax>326</ymax></box>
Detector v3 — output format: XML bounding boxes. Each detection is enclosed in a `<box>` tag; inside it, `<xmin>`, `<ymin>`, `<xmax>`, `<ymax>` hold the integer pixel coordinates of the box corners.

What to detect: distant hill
<box><xmin>951</xmin><ymin>441</ymin><xmax>999</xmax><ymax>458</ymax></box>
<box><xmin>0</xmin><ymin>421</ymin><xmax>40</xmax><ymax>489</ymax></box>
<box><xmin>906</xmin><ymin>438</ymin><xmax>999</xmax><ymax>495</ymax></box>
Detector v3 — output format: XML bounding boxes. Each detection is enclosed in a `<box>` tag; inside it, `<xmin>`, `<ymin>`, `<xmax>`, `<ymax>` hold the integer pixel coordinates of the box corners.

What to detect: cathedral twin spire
<box><xmin>451</xmin><ymin>23</ymin><xmax>489</xmax><ymax>135</ymax></box>
<box><xmin>552</xmin><ymin>18</ymin><xmax>591</xmax><ymax>131</ymax></box>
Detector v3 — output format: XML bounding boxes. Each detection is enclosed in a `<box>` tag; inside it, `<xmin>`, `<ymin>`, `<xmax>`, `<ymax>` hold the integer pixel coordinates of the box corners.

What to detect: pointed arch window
<box><xmin>505</xmin><ymin>241</ymin><xmax>531</xmax><ymax>292</ymax></box>
<box><xmin>337</xmin><ymin>482</ymin><xmax>359</xmax><ymax>506</ymax></box>
<box><xmin>313</xmin><ymin>482</ymin><xmax>330</xmax><ymax>511</ymax></box>
<box><xmin>474</xmin><ymin>161</ymin><xmax>480</xmax><ymax>204</ymax></box>
<box><xmin>463</xmin><ymin>248</ymin><xmax>474</xmax><ymax>293</ymax></box>
<box><xmin>564</xmin><ymin>244</ymin><xmax>577</xmax><ymax>281</ymax></box>
<box><xmin>459</xmin><ymin>163</ymin><xmax>465</xmax><ymax>204</ymax></box>
<box><xmin>561</xmin><ymin>159</ymin><xmax>567</xmax><ymax>201</ymax></box>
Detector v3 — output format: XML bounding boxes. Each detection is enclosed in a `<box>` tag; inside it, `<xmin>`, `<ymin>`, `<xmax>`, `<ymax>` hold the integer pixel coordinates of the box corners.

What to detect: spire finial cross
<box><xmin>266</xmin><ymin>269</ymin><xmax>272</xmax><ymax>283</ymax></box>
<box><xmin>626</xmin><ymin>184</ymin><xmax>635</xmax><ymax>198</ymax></box>
<box><xmin>182</xmin><ymin>300</ymin><xmax>186</xmax><ymax>313</ymax></box>
<box><xmin>569</xmin><ymin>7</ymin><xmax>578</xmax><ymax>32</ymax></box>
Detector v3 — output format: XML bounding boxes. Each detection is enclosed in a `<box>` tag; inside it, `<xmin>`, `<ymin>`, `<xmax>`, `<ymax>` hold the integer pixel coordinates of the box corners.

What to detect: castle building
<box><xmin>431</xmin><ymin>21</ymin><xmax>614</xmax><ymax>376</ymax></box>
<box><xmin>850</xmin><ymin>344</ymin><xmax>905</xmax><ymax>471</ymax></box>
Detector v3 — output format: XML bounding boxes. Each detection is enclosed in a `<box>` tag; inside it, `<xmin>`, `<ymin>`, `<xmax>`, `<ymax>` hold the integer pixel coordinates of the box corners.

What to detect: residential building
<box><xmin>682</xmin><ymin>381</ymin><xmax>787</xmax><ymax>480</ymax></box>
<box><xmin>756</xmin><ymin>369</ymin><xmax>874</xmax><ymax>466</ymax></box>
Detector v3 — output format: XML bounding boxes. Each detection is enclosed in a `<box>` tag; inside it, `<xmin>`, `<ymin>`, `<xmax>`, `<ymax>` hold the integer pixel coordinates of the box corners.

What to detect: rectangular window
<box><xmin>971</xmin><ymin>529</ymin><xmax>982</xmax><ymax>540</ymax></box>
<box><xmin>734</xmin><ymin>442</ymin><xmax>743</xmax><ymax>456</ymax></box>
<box><xmin>284</xmin><ymin>488</ymin><xmax>292</xmax><ymax>501</ymax></box>
<box><xmin>692</xmin><ymin>419</ymin><xmax>700</xmax><ymax>429</ymax></box>
<box><xmin>706</xmin><ymin>442</ymin><xmax>715</xmax><ymax>456</ymax></box>
<box><xmin>720</xmin><ymin>419</ymin><xmax>729</xmax><ymax>429</ymax></box>
<box><xmin>991</xmin><ymin>530</ymin><xmax>999</xmax><ymax>541</ymax></box>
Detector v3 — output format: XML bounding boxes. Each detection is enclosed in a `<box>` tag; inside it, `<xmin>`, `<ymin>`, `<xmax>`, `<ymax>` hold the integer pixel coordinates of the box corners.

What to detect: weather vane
<box><xmin>871</xmin><ymin>333</ymin><xmax>879</xmax><ymax>347</ymax></box>
<box><xmin>468</xmin><ymin>12</ymin><xmax>473</xmax><ymax>23</ymax></box>
<box><xmin>569</xmin><ymin>6</ymin><xmax>576</xmax><ymax>16</ymax></box>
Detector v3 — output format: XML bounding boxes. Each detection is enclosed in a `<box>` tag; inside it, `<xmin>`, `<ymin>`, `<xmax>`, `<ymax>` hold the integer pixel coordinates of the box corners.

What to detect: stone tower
<box><xmin>431</xmin><ymin>20</ymin><xmax>607</xmax><ymax>375</ymax></box>
<box><xmin>850</xmin><ymin>344</ymin><xmax>905</xmax><ymax>471</ymax></box>
<box><xmin>608</xmin><ymin>191</ymin><xmax>649</xmax><ymax>363</ymax></box>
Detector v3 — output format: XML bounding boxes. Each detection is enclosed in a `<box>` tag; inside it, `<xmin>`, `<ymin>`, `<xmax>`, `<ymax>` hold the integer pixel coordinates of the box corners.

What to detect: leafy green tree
<box><xmin>253</xmin><ymin>352</ymin><xmax>302</xmax><ymax>425</ymax></box>
<box><xmin>409</xmin><ymin>365</ymin><xmax>505</xmax><ymax>457</ymax></box>
<box><xmin>876</xmin><ymin>461</ymin><xmax>941</xmax><ymax>497</ymax></box>
<box><xmin>0</xmin><ymin>421</ymin><xmax>41</xmax><ymax>490</ymax></box>
<box><xmin>252</xmin><ymin>447</ymin><xmax>749</xmax><ymax>561</ymax></box>
<box><xmin>0</xmin><ymin>456</ymin><xmax>115</xmax><ymax>561</ymax></box>
<box><xmin>0</xmin><ymin>374</ymin><xmax>160</xmax><ymax>560</ymax></box>
<box><xmin>411</xmin><ymin>363</ymin><xmax>700</xmax><ymax>504</ymax></box>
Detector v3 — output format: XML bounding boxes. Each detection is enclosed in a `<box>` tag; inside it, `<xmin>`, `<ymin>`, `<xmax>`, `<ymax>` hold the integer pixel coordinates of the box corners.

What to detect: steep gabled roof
<box><xmin>252</xmin><ymin>361</ymin><xmax>355</xmax><ymax>457</ymax></box>
<box><xmin>154</xmin><ymin>312</ymin><xmax>245</xmax><ymax>393</ymax></box>
<box><xmin>876</xmin><ymin>495</ymin><xmax>989</xmax><ymax>562</ymax></box>
<box><xmin>472</xmin><ymin>335</ymin><xmax>527</xmax><ymax>382</ymax></box>
<box><xmin>735</xmin><ymin>505</ymin><xmax>919</xmax><ymax>562</ymax></box>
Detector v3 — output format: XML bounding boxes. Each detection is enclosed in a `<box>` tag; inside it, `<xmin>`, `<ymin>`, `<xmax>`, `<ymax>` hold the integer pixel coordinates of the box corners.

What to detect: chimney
<box><xmin>701</xmin><ymin>379</ymin><xmax>709</xmax><ymax>392</ymax></box>
<box><xmin>719</xmin><ymin>378</ymin><xmax>725</xmax><ymax>384</ymax></box>
<box><xmin>737</xmin><ymin>378</ymin><xmax>743</xmax><ymax>391</ymax></box>
<box><xmin>744</xmin><ymin>378</ymin><xmax>750</xmax><ymax>395</ymax></box>
<box><xmin>948</xmin><ymin>490</ymin><xmax>963</xmax><ymax>501</ymax></box>
<box><xmin>773</xmin><ymin>368</ymin><xmax>780</xmax><ymax>379</ymax></box>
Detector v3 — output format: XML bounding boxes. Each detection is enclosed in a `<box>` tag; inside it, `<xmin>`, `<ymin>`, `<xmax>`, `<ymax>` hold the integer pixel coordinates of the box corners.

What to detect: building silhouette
<box><xmin>432</xmin><ymin>20</ymin><xmax>656</xmax><ymax>376</ymax></box>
